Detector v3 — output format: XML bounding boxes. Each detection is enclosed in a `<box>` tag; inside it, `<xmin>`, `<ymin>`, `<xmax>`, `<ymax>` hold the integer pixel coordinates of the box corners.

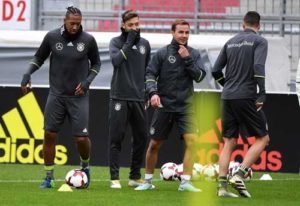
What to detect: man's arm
<box><xmin>178</xmin><ymin>45</ymin><xmax>206</xmax><ymax>82</ymax></box>
<box><xmin>76</xmin><ymin>37</ymin><xmax>101</xmax><ymax>94</ymax></box>
<box><xmin>109</xmin><ymin>30</ymin><xmax>138</xmax><ymax>67</ymax></box>
<box><xmin>254</xmin><ymin>38</ymin><xmax>268</xmax><ymax>110</ymax></box>
<box><xmin>21</xmin><ymin>33</ymin><xmax>51</xmax><ymax>94</ymax></box>
<box><xmin>212</xmin><ymin>45</ymin><xmax>227</xmax><ymax>86</ymax></box>
<box><xmin>145</xmin><ymin>51</ymin><xmax>162</xmax><ymax>97</ymax></box>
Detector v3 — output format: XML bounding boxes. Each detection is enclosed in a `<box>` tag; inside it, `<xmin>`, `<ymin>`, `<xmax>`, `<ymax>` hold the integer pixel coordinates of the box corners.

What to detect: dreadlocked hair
<box><xmin>65</xmin><ymin>6</ymin><xmax>82</xmax><ymax>17</ymax></box>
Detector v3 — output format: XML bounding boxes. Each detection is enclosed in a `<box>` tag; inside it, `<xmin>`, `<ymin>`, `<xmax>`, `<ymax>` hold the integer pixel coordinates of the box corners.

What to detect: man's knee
<box><xmin>148</xmin><ymin>139</ymin><xmax>163</xmax><ymax>153</ymax></box>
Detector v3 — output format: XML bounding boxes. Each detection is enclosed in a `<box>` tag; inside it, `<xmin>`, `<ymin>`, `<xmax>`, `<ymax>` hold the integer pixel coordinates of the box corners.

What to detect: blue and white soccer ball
<box><xmin>160</xmin><ymin>162</ymin><xmax>178</xmax><ymax>181</ymax></box>
<box><xmin>65</xmin><ymin>169</ymin><xmax>88</xmax><ymax>188</ymax></box>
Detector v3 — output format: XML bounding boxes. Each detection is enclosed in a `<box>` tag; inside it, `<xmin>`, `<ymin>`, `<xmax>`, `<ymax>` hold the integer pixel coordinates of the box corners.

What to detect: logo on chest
<box><xmin>77</xmin><ymin>43</ymin><xmax>85</xmax><ymax>52</ymax></box>
<box><xmin>139</xmin><ymin>45</ymin><xmax>146</xmax><ymax>55</ymax></box>
<box><xmin>168</xmin><ymin>55</ymin><xmax>176</xmax><ymax>64</ymax></box>
<box><xmin>55</xmin><ymin>42</ymin><xmax>63</xmax><ymax>51</ymax></box>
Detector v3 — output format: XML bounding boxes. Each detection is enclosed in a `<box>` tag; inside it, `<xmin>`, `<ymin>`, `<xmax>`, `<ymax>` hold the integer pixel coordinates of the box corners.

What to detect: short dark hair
<box><xmin>243</xmin><ymin>11</ymin><xmax>260</xmax><ymax>27</ymax></box>
<box><xmin>171</xmin><ymin>19</ymin><xmax>190</xmax><ymax>32</ymax></box>
<box><xmin>65</xmin><ymin>6</ymin><xmax>82</xmax><ymax>18</ymax></box>
<box><xmin>122</xmin><ymin>10</ymin><xmax>139</xmax><ymax>23</ymax></box>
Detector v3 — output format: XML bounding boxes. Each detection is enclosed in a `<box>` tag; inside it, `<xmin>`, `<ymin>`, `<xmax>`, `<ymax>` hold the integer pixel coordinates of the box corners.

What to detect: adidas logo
<box><xmin>0</xmin><ymin>92</ymin><xmax>67</xmax><ymax>164</ymax></box>
<box><xmin>67</xmin><ymin>42</ymin><xmax>74</xmax><ymax>46</ymax></box>
<box><xmin>132</xmin><ymin>45</ymin><xmax>137</xmax><ymax>49</ymax></box>
<box><xmin>82</xmin><ymin>128</ymin><xmax>88</xmax><ymax>133</ymax></box>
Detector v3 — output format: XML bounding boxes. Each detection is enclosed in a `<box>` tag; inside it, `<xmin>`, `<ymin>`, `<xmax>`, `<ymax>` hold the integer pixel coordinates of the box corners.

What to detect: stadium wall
<box><xmin>0</xmin><ymin>87</ymin><xmax>299</xmax><ymax>173</ymax></box>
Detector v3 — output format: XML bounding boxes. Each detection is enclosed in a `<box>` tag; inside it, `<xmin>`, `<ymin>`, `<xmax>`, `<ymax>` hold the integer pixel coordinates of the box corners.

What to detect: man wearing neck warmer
<box><xmin>20</xmin><ymin>6</ymin><xmax>101</xmax><ymax>189</ymax></box>
<box><xmin>135</xmin><ymin>19</ymin><xmax>206</xmax><ymax>192</ymax></box>
<box><xmin>108</xmin><ymin>10</ymin><xmax>151</xmax><ymax>189</ymax></box>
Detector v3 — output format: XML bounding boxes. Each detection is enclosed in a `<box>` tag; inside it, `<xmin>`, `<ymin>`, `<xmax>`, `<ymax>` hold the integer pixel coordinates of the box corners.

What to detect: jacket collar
<box><xmin>60</xmin><ymin>25</ymin><xmax>83</xmax><ymax>41</ymax></box>
<box><xmin>170</xmin><ymin>38</ymin><xmax>188</xmax><ymax>50</ymax></box>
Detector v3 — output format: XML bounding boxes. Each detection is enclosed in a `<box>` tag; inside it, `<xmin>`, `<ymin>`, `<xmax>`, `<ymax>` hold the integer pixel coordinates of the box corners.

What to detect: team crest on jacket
<box><xmin>139</xmin><ymin>45</ymin><xmax>146</xmax><ymax>54</ymax></box>
<box><xmin>55</xmin><ymin>42</ymin><xmax>63</xmax><ymax>51</ymax></box>
<box><xmin>168</xmin><ymin>55</ymin><xmax>176</xmax><ymax>63</ymax></box>
<box><xmin>77</xmin><ymin>43</ymin><xmax>85</xmax><ymax>52</ymax></box>
<box><xmin>115</xmin><ymin>103</ymin><xmax>121</xmax><ymax>111</ymax></box>
<box><xmin>149</xmin><ymin>127</ymin><xmax>155</xmax><ymax>135</ymax></box>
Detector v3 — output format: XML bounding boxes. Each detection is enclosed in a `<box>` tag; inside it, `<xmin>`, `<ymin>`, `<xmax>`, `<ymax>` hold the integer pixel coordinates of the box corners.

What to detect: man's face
<box><xmin>64</xmin><ymin>14</ymin><xmax>82</xmax><ymax>35</ymax></box>
<box><xmin>172</xmin><ymin>24</ymin><xmax>190</xmax><ymax>45</ymax></box>
<box><xmin>122</xmin><ymin>17</ymin><xmax>140</xmax><ymax>32</ymax></box>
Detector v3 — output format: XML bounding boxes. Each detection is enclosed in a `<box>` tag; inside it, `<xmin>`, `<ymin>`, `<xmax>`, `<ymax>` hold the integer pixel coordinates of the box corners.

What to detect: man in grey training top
<box><xmin>20</xmin><ymin>6</ymin><xmax>101</xmax><ymax>189</ymax></box>
<box><xmin>212</xmin><ymin>11</ymin><xmax>270</xmax><ymax>198</ymax></box>
<box><xmin>108</xmin><ymin>10</ymin><xmax>151</xmax><ymax>189</ymax></box>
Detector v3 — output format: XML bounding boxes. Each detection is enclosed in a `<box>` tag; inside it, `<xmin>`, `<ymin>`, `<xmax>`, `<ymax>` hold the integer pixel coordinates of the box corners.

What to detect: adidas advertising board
<box><xmin>0</xmin><ymin>87</ymin><xmax>299</xmax><ymax>173</ymax></box>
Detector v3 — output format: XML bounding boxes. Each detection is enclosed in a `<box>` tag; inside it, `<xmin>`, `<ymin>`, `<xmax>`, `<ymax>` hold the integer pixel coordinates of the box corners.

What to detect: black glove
<box><xmin>80</xmin><ymin>80</ymin><xmax>90</xmax><ymax>92</ymax></box>
<box><xmin>125</xmin><ymin>29</ymin><xmax>139</xmax><ymax>47</ymax></box>
<box><xmin>21</xmin><ymin>74</ymin><xmax>31</xmax><ymax>86</ymax></box>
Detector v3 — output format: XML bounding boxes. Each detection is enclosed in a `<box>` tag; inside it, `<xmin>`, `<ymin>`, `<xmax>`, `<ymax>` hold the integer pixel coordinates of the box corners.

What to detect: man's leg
<box><xmin>40</xmin><ymin>130</ymin><xmax>57</xmax><ymax>189</ymax></box>
<box><xmin>240</xmin><ymin>135</ymin><xmax>270</xmax><ymax>168</ymax></box>
<box><xmin>230</xmin><ymin>135</ymin><xmax>269</xmax><ymax>196</ymax></box>
<box><xmin>128</xmin><ymin>102</ymin><xmax>147</xmax><ymax>187</ymax></box>
<box><xmin>108</xmin><ymin>100</ymin><xmax>128</xmax><ymax>188</ymax></box>
<box><xmin>75</xmin><ymin>136</ymin><xmax>91</xmax><ymax>187</ymax></box>
<box><xmin>217</xmin><ymin>137</ymin><xmax>238</xmax><ymax>197</ymax></box>
<box><xmin>178</xmin><ymin>134</ymin><xmax>201</xmax><ymax>192</ymax></box>
<box><xmin>135</xmin><ymin>139</ymin><xmax>163</xmax><ymax>190</ymax></box>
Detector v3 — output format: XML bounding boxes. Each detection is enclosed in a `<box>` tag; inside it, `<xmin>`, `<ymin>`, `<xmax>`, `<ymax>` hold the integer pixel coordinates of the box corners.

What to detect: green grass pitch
<box><xmin>0</xmin><ymin>164</ymin><xmax>299</xmax><ymax>206</ymax></box>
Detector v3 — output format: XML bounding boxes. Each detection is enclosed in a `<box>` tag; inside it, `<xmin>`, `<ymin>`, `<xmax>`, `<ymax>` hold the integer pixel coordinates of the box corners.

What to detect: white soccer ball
<box><xmin>202</xmin><ymin>165</ymin><xmax>218</xmax><ymax>181</ymax></box>
<box><xmin>231</xmin><ymin>165</ymin><xmax>253</xmax><ymax>181</ymax></box>
<box><xmin>65</xmin><ymin>169</ymin><xmax>88</xmax><ymax>188</ymax></box>
<box><xmin>174</xmin><ymin>163</ymin><xmax>183</xmax><ymax>180</ymax></box>
<box><xmin>160</xmin><ymin>162</ymin><xmax>178</xmax><ymax>181</ymax></box>
<box><xmin>228</xmin><ymin>161</ymin><xmax>240</xmax><ymax>178</ymax></box>
<box><xmin>192</xmin><ymin>163</ymin><xmax>204</xmax><ymax>180</ymax></box>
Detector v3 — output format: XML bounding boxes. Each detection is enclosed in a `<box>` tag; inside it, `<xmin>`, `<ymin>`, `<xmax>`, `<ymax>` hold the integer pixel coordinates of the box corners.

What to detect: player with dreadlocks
<box><xmin>21</xmin><ymin>6</ymin><xmax>101</xmax><ymax>189</ymax></box>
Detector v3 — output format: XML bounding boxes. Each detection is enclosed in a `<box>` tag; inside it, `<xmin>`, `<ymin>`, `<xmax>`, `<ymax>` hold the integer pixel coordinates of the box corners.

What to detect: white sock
<box><xmin>181</xmin><ymin>175</ymin><xmax>191</xmax><ymax>182</ymax></box>
<box><xmin>145</xmin><ymin>174</ymin><xmax>153</xmax><ymax>181</ymax></box>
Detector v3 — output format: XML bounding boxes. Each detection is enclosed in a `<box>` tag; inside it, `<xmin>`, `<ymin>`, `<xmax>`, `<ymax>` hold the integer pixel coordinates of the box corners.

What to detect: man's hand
<box><xmin>126</xmin><ymin>29</ymin><xmax>139</xmax><ymax>47</ymax></box>
<box><xmin>255</xmin><ymin>102</ymin><xmax>263</xmax><ymax>111</ymax></box>
<box><xmin>178</xmin><ymin>45</ymin><xmax>190</xmax><ymax>58</ymax></box>
<box><xmin>21</xmin><ymin>74</ymin><xmax>31</xmax><ymax>94</ymax></box>
<box><xmin>150</xmin><ymin>94</ymin><xmax>163</xmax><ymax>108</ymax></box>
<box><xmin>256</xmin><ymin>93</ymin><xmax>266</xmax><ymax>111</ymax></box>
<box><xmin>75</xmin><ymin>83</ymin><xmax>85</xmax><ymax>96</ymax></box>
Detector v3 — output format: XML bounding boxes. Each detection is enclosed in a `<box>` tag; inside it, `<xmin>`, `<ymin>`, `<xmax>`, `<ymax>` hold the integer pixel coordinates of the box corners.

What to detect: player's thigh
<box><xmin>222</xmin><ymin>100</ymin><xmax>239</xmax><ymax>138</ymax></box>
<box><xmin>232</xmin><ymin>99</ymin><xmax>268</xmax><ymax>137</ymax></box>
<box><xmin>108</xmin><ymin>99</ymin><xmax>129</xmax><ymax>139</ymax></box>
<box><xmin>44</xmin><ymin>94</ymin><xmax>66</xmax><ymax>132</ymax></box>
<box><xmin>149</xmin><ymin>110</ymin><xmax>173</xmax><ymax>140</ymax></box>
<box><xmin>176</xmin><ymin>112</ymin><xmax>197</xmax><ymax>138</ymax></box>
<box><xmin>129</xmin><ymin>101</ymin><xmax>147</xmax><ymax>136</ymax></box>
<box><xmin>66</xmin><ymin>96</ymin><xmax>89</xmax><ymax>136</ymax></box>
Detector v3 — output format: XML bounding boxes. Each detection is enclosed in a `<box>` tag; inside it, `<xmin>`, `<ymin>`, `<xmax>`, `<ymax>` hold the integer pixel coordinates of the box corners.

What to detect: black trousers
<box><xmin>108</xmin><ymin>99</ymin><xmax>147</xmax><ymax>180</ymax></box>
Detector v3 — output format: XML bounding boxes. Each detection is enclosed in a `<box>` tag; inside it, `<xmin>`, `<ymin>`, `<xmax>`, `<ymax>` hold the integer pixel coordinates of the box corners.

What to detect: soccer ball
<box><xmin>160</xmin><ymin>162</ymin><xmax>178</xmax><ymax>181</ymax></box>
<box><xmin>192</xmin><ymin>163</ymin><xmax>204</xmax><ymax>180</ymax></box>
<box><xmin>231</xmin><ymin>165</ymin><xmax>253</xmax><ymax>181</ymax></box>
<box><xmin>228</xmin><ymin>162</ymin><xmax>253</xmax><ymax>181</ymax></box>
<box><xmin>202</xmin><ymin>165</ymin><xmax>218</xmax><ymax>181</ymax></box>
<box><xmin>65</xmin><ymin>169</ymin><xmax>88</xmax><ymax>188</ymax></box>
<box><xmin>228</xmin><ymin>161</ymin><xmax>240</xmax><ymax>178</ymax></box>
<box><xmin>174</xmin><ymin>163</ymin><xmax>183</xmax><ymax>180</ymax></box>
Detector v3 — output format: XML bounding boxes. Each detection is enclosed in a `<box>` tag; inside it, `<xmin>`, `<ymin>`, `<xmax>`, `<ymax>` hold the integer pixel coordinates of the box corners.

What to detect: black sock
<box><xmin>218</xmin><ymin>176</ymin><xmax>227</xmax><ymax>188</ymax></box>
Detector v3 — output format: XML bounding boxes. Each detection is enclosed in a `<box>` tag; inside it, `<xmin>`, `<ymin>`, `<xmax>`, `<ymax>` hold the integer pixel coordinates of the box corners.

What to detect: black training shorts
<box><xmin>44</xmin><ymin>94</ymin><xmax>89</xmax><ymax>136</ymax></box>
<box><xmin>222</xmin><ymin>99</ymin><xmax>268</xmax><ymax>138</ymax></box>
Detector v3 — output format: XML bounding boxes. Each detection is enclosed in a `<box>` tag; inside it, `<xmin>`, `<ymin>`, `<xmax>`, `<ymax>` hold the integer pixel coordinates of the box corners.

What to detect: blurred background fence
<box><xmin>36</xmin><ymin>0</ymin><xmax>300</xmax><ymax>91</ymax></box>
